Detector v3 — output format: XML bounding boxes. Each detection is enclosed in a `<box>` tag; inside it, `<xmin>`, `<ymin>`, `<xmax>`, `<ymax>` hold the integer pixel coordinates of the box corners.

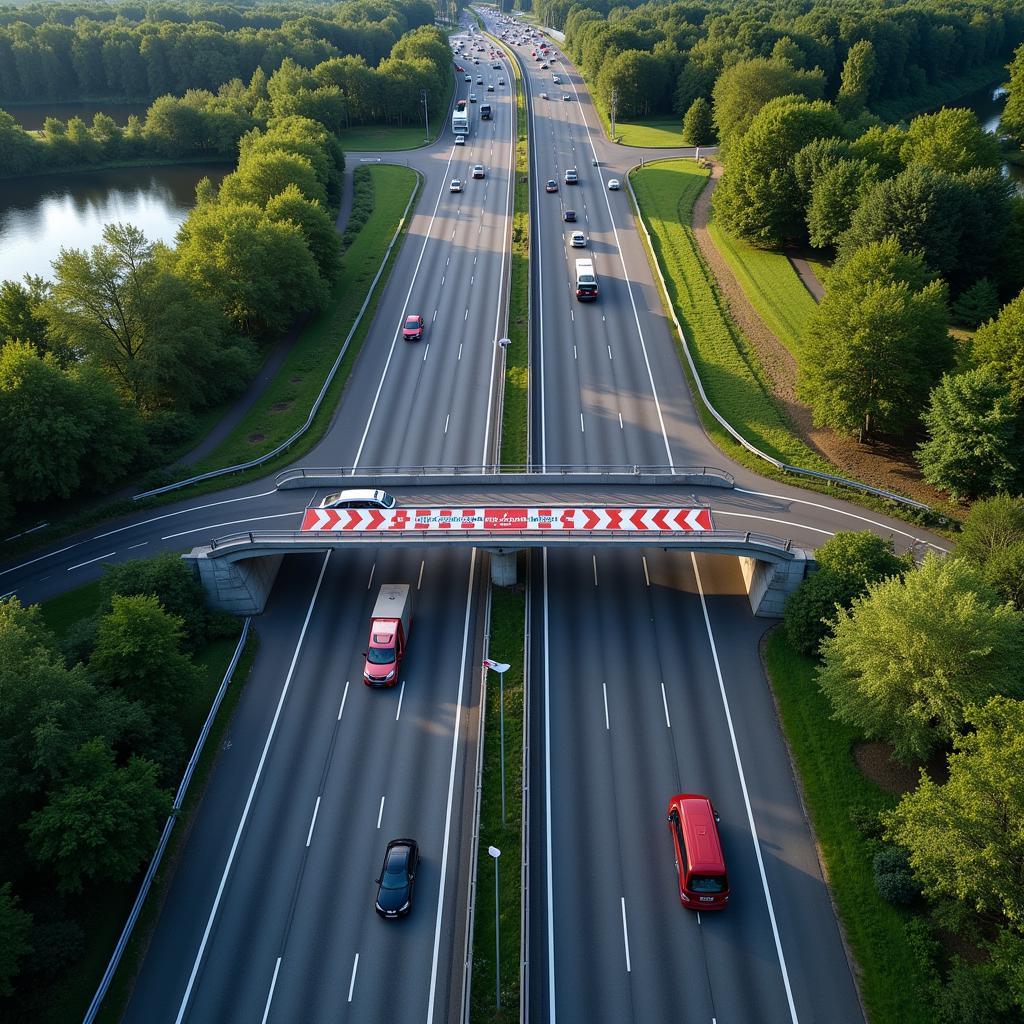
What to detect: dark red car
<box><xmin>667</xmin><ymin>794</ymin><xmax>729</xmax><ymax>910</ymax></box>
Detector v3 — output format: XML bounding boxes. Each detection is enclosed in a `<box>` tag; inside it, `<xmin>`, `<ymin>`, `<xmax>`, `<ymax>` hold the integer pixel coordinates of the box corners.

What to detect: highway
<box><xmin>0</xmin><ymin>13</ymin><xmax>955</xmax><ymax>1024</ymax></box>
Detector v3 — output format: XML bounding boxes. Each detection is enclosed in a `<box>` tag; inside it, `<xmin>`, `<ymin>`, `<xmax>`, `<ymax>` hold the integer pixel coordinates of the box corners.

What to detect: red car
<box><xmin>667</xmin><ymin>794</ymin><xmax>729</xmax><ymax>910</ymax></box>
<box><xmin>402</xmin><ymin>313</ymin><xmax>425</xmax><ymax>341</ymax></box>
<box><xmin>545</xmin><ymin>179</ymin><xmax>558</xmax><ymax>192</ymax></box>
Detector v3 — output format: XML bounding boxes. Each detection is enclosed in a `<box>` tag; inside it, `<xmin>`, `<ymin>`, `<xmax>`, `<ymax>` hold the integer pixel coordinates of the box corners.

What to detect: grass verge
<box><xmin>500</xmin><ymin>37</ymin><xmax>529</xmax><ymax>466</ymax></box>
<box><xmin>707</xmin><ymin>220</ymin><xmax>818</xmax><ymax>361</ymax></box>
<box><xmin>630</xmin><ymin>159</ymin><xmax>831</xmax><ymax>471</ymax></box>
<box><xmin>612</xmin><ymin>115</ymin><xmax>689</xmax><ymax>148</ymax></box>
<box><xmin>471</xmin><ymin>583</ymin><xmax>525</xmax><ymax>1023</ymax></box>
<box><xmin>339</xmin><ymin>123</ymin><xmax>440</xmax><ymax>152</ymax></box>
<box><xmin>763</xmin><ymin>629</ymin><xmax>935</xmax><ymax>1024</ymax></box>
<box><xmin>27</xmin><ymin>582</ymin><xmax>258</xmax><ymax>1024</ymax></box>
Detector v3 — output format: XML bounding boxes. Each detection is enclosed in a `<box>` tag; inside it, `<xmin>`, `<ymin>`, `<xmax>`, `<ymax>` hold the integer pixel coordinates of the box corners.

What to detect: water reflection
<box><xmin>5</xmin><ymin>102</ymin><xmax>150</xmax><ymax>132</ymax></box>
<box><xmin>0</xmin><ymin>164</ymin><xmax>229</xmax><ymax>282</ymax></box>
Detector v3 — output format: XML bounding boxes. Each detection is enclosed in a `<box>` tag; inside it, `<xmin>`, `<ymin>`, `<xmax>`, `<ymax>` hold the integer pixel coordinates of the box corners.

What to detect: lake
<box><xmin>4</xmin><ymin>102</ymin><xmax>150</xmax><ymax>131</ymax></box>
<box><xmin>0</xmin><ymin>163</ymin><xmax>229</xmax><ymax>283</ymax></box>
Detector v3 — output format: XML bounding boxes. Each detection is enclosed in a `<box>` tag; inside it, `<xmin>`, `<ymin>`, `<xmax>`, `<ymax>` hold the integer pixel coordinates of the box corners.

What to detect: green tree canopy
<box><xmin>681</xmin><ymin>96</ymin><xmax>714</xmax><ymax>146</ymax></box>
<box><xmin>818</xmin><ymin>554</ymin><xmax>1024</xmax><ymax>763</ymax></box>
<box><xmin>798</xmin><ymin>239</ymin><xmax>952</xmax><ymax>439</ymax></box>
<box><xmin>264</xmin><ymin>184</ymin><xmax>341</xmax><ymax>284</ymax></box>
<box><xmin>973</xmin><ymin>289</ymin><xmax>1024</xmax><ymax>402</ymax></box>
<box><xmin>837</xmin><ymin>39</ymin><xmax>876</xmax><ymax>116</ymax></box>
<box><xmin>884</xmin><ymin>696</ymin><xmax>1024</xmax><ymax>926</ymax></box>
<box><xmin>219</xmin><ymin>149</ymin><xmax>328</xmax><ymax>208</ymax></box>
<box><xmin>901</xmin><ymin>107</ymin><xmax>1002</xmax><ymax>175</ymax></box>
<box><xmin>0</xmin><ymin>277</ymin><xmax>51</xmax><ymax>357</ymax></box>
<box><xmin>0</xmin><ymin>883</ymin><xmax>31</xmax><ymax>998</ymax></box>
<box><xmin>917</xmin><ymin>366</ymin><xmax>1022</xmax><ymax>499</ymax></box>
<box><xmin>807</xmin><ymin>158</ymin><xmax>878</xmax><ymax>248</ymax></box>
<box><xmin>955</xmin><ymin>495</ymin><xmax>1024</xmax><ymax>611</ymax></box>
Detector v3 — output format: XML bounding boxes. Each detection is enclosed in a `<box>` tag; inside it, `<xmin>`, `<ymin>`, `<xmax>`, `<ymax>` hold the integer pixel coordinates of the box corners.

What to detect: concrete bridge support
<box><xmin>738</xmin><ymin>549</ymin><xmax>810</xmax><ymax>617</ymax></box>
<box><xmin>185</xmin><ymin>549</ymin><xmax>283</xmax><ymax>616</ymax></box>
<box><xmin>488</xmin><ymin>548</ymin><xmax>518</xmax><ymax>586</ymax></box>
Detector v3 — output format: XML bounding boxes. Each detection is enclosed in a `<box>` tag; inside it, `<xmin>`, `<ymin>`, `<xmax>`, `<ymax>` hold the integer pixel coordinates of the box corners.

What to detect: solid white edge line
<box><xmin>542</xmin><ymin>548</ymin><xmax>556</xmax><ymax>1021</ymax></box>
<box><xmin>418</xmin><ymin>560</ymin><xmax>426</xmax><ymax>590</ymax></box>
<box><xmin>620</xmin><ymin>897</ymin><xmax>631</xmax><ymax>973</ymax></box>
<box><xmin>260</xmin><ymin>957</ymin><xmax>282</xmax><ymax>1024</ymax></box>
<box><xmin>351</xmin><ymin>148</ymin><xmax>458</xmax><ymax>469</ymax></box>
<box><xmin>602</xmin><ymin>682</ymin><xmax>610</xmax><ymax>731</ymax></box>
<box><xmin>305</xmin><ymin>795</ymin><xmax>321</xmax><ymax>847</ymax></box>
<box><xmin>367</xmin><ymin>562</ymin><xmax>375</xmax><ymax>590</ymax></box>
<box><xmin>425</xmin><ymin>547</ymin><xmax>479</xmax><ymax>1024</ymax></box>
<box><xmin>642</xmin><ymin>555</ymin><xmax>650</xmax><ymax>587</ymax></box>
<box><xmin>395</xmin><ymin>679</ymin><xmax>406</xmax><ymax>721</ymax></box>
<box><xmin>690</xmin><ymin>553</ymin><xmax>799</xmax><ymax>1023</ymax></box>
<box><xmin>348</xmin><ymin>952</ymin><xmax>359</xmax><ymax>1002</ymax></box>
<box><xmin>67</xmin><ymin>551</ymin><xmax>116</xmax><ymax>571</ymax></box>
<box><xmin>174</xmin><ymin>551</ymin><xmax>332</xmax><ymax>1024</ymax></box>
<box><xmin>161</xmin><ymin>510</ymin><xmax>300</xmax><ymax>541</ymax></box>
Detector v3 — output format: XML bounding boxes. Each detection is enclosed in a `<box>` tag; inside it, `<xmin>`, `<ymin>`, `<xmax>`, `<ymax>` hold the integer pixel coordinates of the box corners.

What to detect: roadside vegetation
<box><xmin>769</xmin><ymin>509</ymin><xmax>1024</xmax><ymax>1023</ymax></box>
<box><xmin>471</xmin><ymin>583</ymin><xmax>525</xmax><ymax>1023</ymax></box>
<box><xmin>500</xmin><ymin>37</ymin><xmax>529</xmax><ymax>467</ymax></box>
<box><xmin>0</xmin><ymin>555</ymin><xmax>256</xmax><ymax>1021</ymax></box>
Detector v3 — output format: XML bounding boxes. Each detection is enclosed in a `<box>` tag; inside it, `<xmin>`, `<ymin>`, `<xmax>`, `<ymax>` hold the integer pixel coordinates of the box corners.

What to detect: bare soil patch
<box><xmin>270</xmin><ymin>400</ymin><xmax>293</xmax><ymax>413</ymax></box>
<box><xmin>247</xmin><ymin>433</ymin><xmax>266</xmax><ymax>444</ymax></box>
<box><xmin>693</xmin><ymin>167</ymin><xmax>956</xmax><ymax>514</ymax></box>
<box><xmin>852</xmin><ymin>739</ymin><xmax>948</xmax><ymax>795</ymax></box>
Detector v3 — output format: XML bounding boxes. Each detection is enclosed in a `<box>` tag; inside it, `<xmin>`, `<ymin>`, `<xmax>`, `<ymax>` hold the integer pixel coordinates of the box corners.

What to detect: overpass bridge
<box><xmin>184</xmin><ymin>467</ymin><xmax>813</xmax><ymax>618</ymax></box>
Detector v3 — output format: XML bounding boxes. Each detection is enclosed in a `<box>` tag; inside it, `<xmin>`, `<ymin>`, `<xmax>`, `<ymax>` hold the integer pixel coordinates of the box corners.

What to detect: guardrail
<box><xmin>624</xmin><ymin>167</ymin><xmax>933</xmax><ymax>515</ymax></box>
<box><xmin>205</xmin><ymin>527</ymin><xmax>796</xmax><ymax>554</ymax></box>
<box><xmin>273</xmin><ymin>463</ymin><xmax>736</xmax><ymax>485</ymax></box>
<box><xmin>131</xmin><ymin>181</ymin><xmax>421</xmax><ymax>502</ymax></box>
<box><xmin>82</xmin><ymin>618</ymin><xmax>252</xmax><ymax>1024</ymax></box>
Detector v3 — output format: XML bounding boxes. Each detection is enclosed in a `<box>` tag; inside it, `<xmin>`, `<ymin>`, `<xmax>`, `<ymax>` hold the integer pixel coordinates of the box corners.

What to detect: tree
<box><xmin>0</xmin><ymin>883</ymin><xmax>31</xmax><ymax>998</ymax></box>
<box><xmin>837</xmin><ymin>39</ymin><xmax>876</xmax><ymax>117</ymax></box>
<box><xmin>973</xmin><ymin>290</ymin><xmax>1024</xmax><ymax>402</ymax></box>
<box><xmin>952</xmin><ymin>278</ymin><xmax>1000</xmax><ymax>328</ymax></box>
<box><xmin>902</xmin><ymin>107</ymin><xmax>1003</xmax><ymax>175</ymax></box>
<box><xmin>884</xmin><ymin>696</ymin><xmax>1024</xmax><ymax>924</ymax></box>
<box><xmin>23</xmin><ymin>737</ymin><xmax>169</xmax><ymax>894</ymax></box>
<box><xmin>264</xmin><ymin>184</ymin><xmax>341</xmax><ymax>284</ymax></box>
<box><xmin>0</xmin><ymin>277</ymin><xmax>51</xmax><ymax>356</ymax></box>
<box><xmin>596</xmin><ymin>49</ymin><xmax>670</xmax><ymax>120</ymax></box>
<box><xmin>0</xmin><ymin>110</ymin><xmax>40</xmax><ymax>177</ymax></box>
<box><xmin>798</xmin><ymin>239</ymin><xmax>952</xmax><ymax>440</ymax></box>
<box><xmin>712</xmin><ymin>97</ymin><xmax>843</xmax><ymax>246</ymax></box>
<box><xmin>955</xmin><ymin>495</ymin><xmax>1024</xmax><ymax>611</ymax></box>
<box><xmin>90</xmin><ymin>594</ymin><xmax>203</xmax><ymax>718</ymax></box>
<box><xmin>220</xmin><ymin>149</ymin><xmax>328</xmax><ymax>208</ymax></box>
<box><xmin>793</xmin><ymin>136</ymin><xmax>853</xmax><ymax>198</ymax></box>
<box><xmin>818</xmin><ymin>554</ymin><xmax>1024</xmax><ymax>763</ymax></box>
<box><xmin>917</xmin><ymin>367</ymin><xmax>1022</xmax><ymax>499</ymax></box>
<box><xmin>711</xmin><ymin>57</ymin><xmax>825</xmax><ymax>153</ymax></box>
<box><xmin>806</xmin><ymin>159</ymin><xmax>878</xmax><ymax>248</ymax></box>
<box><xmin>681</xmin><ymin>97</ymin><xmax>713</xmax><ymax>146</ymax></box>
<box><xmin>815</xmin><ymin>530</ymin><xmax>912</xmax><ymax>581</ymax></box>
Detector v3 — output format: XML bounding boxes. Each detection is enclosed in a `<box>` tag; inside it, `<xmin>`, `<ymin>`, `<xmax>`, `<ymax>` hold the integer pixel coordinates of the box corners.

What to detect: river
<box><xmin>4</xmin><ymin>102</ymin><xmax>150</xmax><ymax>131</ymax></box>
<box><xmin>0</xmin><ymin>163</ymin><xmax>229</xmax><ymax>283</ymax></box>
<box><xmin>946</xmin><ymin>81</ymin><xmax>1023</xmax><ymax>189</ymax></box>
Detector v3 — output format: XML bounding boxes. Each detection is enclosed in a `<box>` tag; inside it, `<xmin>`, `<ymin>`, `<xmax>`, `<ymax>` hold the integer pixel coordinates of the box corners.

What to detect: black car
<box><xmin>375</xmin><ymin>838</ymin><xmax>419</xmax><ymax>918</ymax></box>
<box><xmin>563</xmin><ymin>209</ymin><xmax>576</xmax><ymax>222</ymax></box>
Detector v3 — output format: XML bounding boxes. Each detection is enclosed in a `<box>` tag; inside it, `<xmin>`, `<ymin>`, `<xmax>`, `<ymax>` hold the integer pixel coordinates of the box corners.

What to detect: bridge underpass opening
<box><xmin>184</xmin><ymin>505</ymin><xmax>810</xmax><ymax>618</ymax></box>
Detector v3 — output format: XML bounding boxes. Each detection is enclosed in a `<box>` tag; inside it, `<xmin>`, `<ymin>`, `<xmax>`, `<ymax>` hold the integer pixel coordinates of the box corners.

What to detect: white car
<box><xmin>450</xmin><ymin>178</ymin><xmax>463</xmax><ymax>192</ymax></box>
<box><xmin>569</xmin><ymin>230</ymin><xmax>586</xmax><ymax>247</ymax></box>
<box><xmin>498</xmin><ymin>77</ymin><xmax>505</xmax><ymax>85</ymax></box>
<box><xmin>552</xmin><ymin>75</ymin><xmax>561</xmax><ymax>83</ymax></box>
<box><xmin>454</xmin><ymin>135</ymin><xmax>466</xmax><ymax>146</ymax></box>
<box><xmin>607</xmin><ymin>178</ymin><xmax>621</xmax><ymax>190</ymax></box>
<box><xmin>472</xmin><ymin>164</ymin><xmax>485</xmax><ymax>179</ymax></box>
<box><xmin>469</xmin><ymin>93</ymin><xmax>477</xmax><ymax>102</ymax></box>
<box><xmin>320</xmin><ymin>488</ymin><xmax>396</xmax><ymax>510</ymax></box>
<box><xmin>540</xmin><ymin>92</ymin><xmax>548</xmax><ymax>99</ymax></box>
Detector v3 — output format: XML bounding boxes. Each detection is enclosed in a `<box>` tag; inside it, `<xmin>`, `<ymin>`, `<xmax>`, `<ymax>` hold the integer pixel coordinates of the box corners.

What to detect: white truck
<box><xmin>452</xmin><ymin>99</ymin><xmax>469</xmax><ymax>135</ymax></box>
<box><xmin>575</xmin><ymin>258</ymin><xmax>598</xmax><ymax>301</ymax></box>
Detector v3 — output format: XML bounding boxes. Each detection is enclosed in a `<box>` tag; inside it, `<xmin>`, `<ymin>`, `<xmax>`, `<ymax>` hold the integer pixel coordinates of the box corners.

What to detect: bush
<box><xmin>873</xmin><ymin>847</ymin><xmax>920</xmax><ymax>905</ymax></box>
<box><xmin>59</xmin><ymin>612</ymin><xmax>100</xmax><ymax>666</ymax></box>
<box><xmin>952</xmin><ymin>278</ymin><xmax>1000</xmax><ymax>328</ymax></box>
<box><xmin>24</xmin><ymin>917</ymin><xmax>84</xmax><ymax>981</ymax></box>
<box><xmin>848</xmin><ymin>804</ymin><xmax>885</xmax><ymax>839</ymax></box>
<box><xmin>784</xmin><ymin>571</ymin><xmax>855</xmax><ymax>656</ymax></box>
<box><xmin>341</xmin><ymin>166</ymin><xmax>375</xmax><ymax>251</ymax></box>
<box><xmin>937</xmin><ymin>958</ymin><xmax>1022</xmax><ymax>1024</ymax></box>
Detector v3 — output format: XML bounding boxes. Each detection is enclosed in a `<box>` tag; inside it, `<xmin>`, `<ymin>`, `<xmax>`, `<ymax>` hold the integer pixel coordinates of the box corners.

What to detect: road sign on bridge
<box><xmin>300</xmin><ymin>506</ymin><xmax>714</xmax><ymax>533</ymax></box>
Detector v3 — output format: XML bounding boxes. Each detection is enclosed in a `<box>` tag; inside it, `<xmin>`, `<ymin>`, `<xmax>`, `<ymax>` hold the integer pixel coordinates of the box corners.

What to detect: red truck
<box><xmin>364</xmin><ymin>584</ymin><xmax>412</xmax><ymax>686</ymax></box>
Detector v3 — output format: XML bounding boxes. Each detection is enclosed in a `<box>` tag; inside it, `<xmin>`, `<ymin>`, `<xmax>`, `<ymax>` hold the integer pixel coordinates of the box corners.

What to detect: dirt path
<box><xmin>691</xmin><ymin>166</ymin><xmax>950</xmax><ymax>512</ymax></box>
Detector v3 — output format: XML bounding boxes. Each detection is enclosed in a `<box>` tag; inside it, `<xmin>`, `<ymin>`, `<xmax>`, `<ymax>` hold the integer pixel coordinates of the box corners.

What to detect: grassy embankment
<box><xmin>763</xmin><ymin>630</ymin><xmax>936</xmax><ymax>1024</ymax></box>
<box><xmin>30</xmin><ymin>580</ymin><xmax>257</xmax><ymax>1024</ymax></box>
<box><xmin>471</xmin><ymin>584</ymin><xmax>526</xmax><ymax>1023</ymax></box>
<box><xmin>500</xmin><ymin>36</ymin><xmax>530</xmax><ymax>466</ymax></box>
<box><xmin>630</xmin><ymin>159</ymin><xmax>831</xmax><ymax>472</ymax></box>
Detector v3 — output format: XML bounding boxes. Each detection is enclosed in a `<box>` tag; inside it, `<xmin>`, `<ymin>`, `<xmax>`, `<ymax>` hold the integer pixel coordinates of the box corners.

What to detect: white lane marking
<box><xmin>127</xmin><ymin>541</ymin><xmax>148</xmax><ymax>550</ymax></box>
<box><xmin>442</xmin><ymin>275</ymin><xmax>446</xmax><ymax>286</ymax></box>
<box><xmin>348</xmin><ymin>953</ymin><xmax>359</xmax><ymax>1002</ymax></box>
<box><xmin>350</xmin><ymin>148</ymin><xmax>459</xmax><ymax>469</ymax></box>
<box><xmin>67</xmin><ymin>551</ymin><xmax>115</xmax><ymax>572</ymax></box>
<box><xmin>620</xmin><ymin>898</ymin><xmax>632</xmax><ymax>972</ymax></box>
<box><xmin>433</xmin><ymin>309</ymin><xmax>438</xmax><ymax>321</ymax></box>
<box><xmin>395</xmin><ymin>679</ymin><xmax>406</xmax><ymax>721</ymax></box>
<box><xmin>464</xmin><ymin>308</ymin><xmax>469</xmax><ymax>321</ymax></box>
<box><xmin>426</xmin><ymin>549</ymin><xmax>479</xmax><ymax>1024</ymax></box>
<box><xmin>573</xmin><ymin>345</ymin><xmax>577</xmax><ymax>360</ymax></box>
<box><xmin>542</xmin><ymin>549</ymin><xmax>557</xmax><ymax>1018</ymax></box>
<box><xmin>418</xmin><ymin>560</ymin><xmax>425</xmax><ymax>590</ymax></box>
<box><xmin>367</xmin><ymin>562</ymin><xmax>375</xmax><ymax>590</ymax></box>
<box><xmin>458</xmin><ymin>343</ymin><xmax>464</xmax><ymax>360</ymax></box>
<box><xmin>174</xmin><ymin>551</ymin><xmax>332</xmax><ymax>1024</ymax></box>
<box><xmin>602</xmin><ymin>682</ymin><xmax>610</xmax><ymax>731</ymax></box>
<box><xmin>305</xmin><ymin>796</ymin><xmax>321</xmax><ymax>847</ymax></box>
<box><xmin>711</xmin><ymin>510</ymin><xmax>834</xmax><ymax>538</ymax></box>
<box><xmin>377</xmin><ymin>796</ymin><xmax>386</xmax><ymax>829</ymax></box>
<box><xmin>423</xmin><ymin>344</ymin><xmax>430</xmax><ymax>363</ymax></box>
<box><xmin>607</xmin><ymin>345</ymin><xmax>613</xmax><ymax>360</ymax></box>
<box><xmin>338</xmin><ymin>680</ymin><xmax>350</xmax><ymax>721</ymax></box>
<box><xmin>0</xmin><ymin>590</ymin><xmax>15</xmax><ymax>600</ymax></box>
<box><xmin>592</xmin><ymin>554</ymin><xmax>598</xmax><ymax>586</ymax></box>
<box><xmin>161</xmin><ymin>510</ymin><xmax>300</xmax><ymax>541</ymax></box>
<box><xmin>444</xmin><ymin>413</ymin><xmax>450</xmax><ymax>434</ymax></box>
<box><xmin>2</xmin><ymin>483</ymin><xmax>277</xmax><ymax>579</ymax></box>
<box><xmin>733</xmin><ymin>487</ymin><xmax>949</xmax><ymax>552</ymax></box>
<box><xmin>618</xmin><ymin>412</ymin><xmax>624</xmax><ymax>430</ymax></box>
<box><xmin>580</xmin><ymin>413</ymin><xmax>585</xmax><ymax>433</ymax></box>
<box><xmin>660</xmin><ymin>682</ymin><xmax>671</xmax><ymax>728</ymax></box>
<box><xmin>642</xmin><ymin>556</ymin><xmax>650</xmax><ymax>587</ymax></box>
<box><xmin>471</xmin><ymin>275</ymin><xmax>475</xmax><ymax>285</ymax></box>
<box><xmin>260</xmin><ymin>957</ymin><xmax>282</xmax><ymax>1024</ymax></box>
<box><xmin>690</xmin><ymin>553</ymin><xmax>799</xmax><ymax>1023</ymax></box>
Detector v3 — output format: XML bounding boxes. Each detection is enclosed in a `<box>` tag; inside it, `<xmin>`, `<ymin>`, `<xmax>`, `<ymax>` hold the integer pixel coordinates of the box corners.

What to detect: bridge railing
<box><xmin>205</xmin><ymin>526</ymin><xmax>796</xmax><ymax>554</ymax></box>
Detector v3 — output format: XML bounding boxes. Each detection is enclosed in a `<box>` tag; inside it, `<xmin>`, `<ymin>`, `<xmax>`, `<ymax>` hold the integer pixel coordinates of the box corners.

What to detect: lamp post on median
<box><xmin>487</xmin><ymin>845</ymin><xmax>502</xmax><ymax>1009</ymax></box>
<box><xmin>484</xmin><ymin>657</ymin><xmax>511</xmax><ymax>822</ymax></box>
<box><xmin>421</xmin><ymin>88</ymin><xmax>430</xmax><ymax>143</ymax></box>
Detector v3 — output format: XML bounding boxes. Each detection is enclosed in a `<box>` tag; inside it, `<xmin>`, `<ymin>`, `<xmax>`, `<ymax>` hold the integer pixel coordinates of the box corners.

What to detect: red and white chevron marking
<box><xmin>300</xmin><ymin>506</ymin><xmax>714</xmax><ymax>533</ymax></box>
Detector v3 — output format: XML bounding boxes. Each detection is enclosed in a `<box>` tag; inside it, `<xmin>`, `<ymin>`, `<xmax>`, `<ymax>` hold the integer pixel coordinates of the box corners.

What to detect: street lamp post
<box><xmin>484</xmin><ymin>658</ymin><xmax>511</xmax><ymax>823</ymax></box>
<box><xmin>487</xmin><ymin>845</ymin><xmax>501</xmax><ymax>1009</ymax></box>
<box><xmin>421</xmin><ymin>88</ymin><xmax>429</xmax><ymax>143</ymax></box>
